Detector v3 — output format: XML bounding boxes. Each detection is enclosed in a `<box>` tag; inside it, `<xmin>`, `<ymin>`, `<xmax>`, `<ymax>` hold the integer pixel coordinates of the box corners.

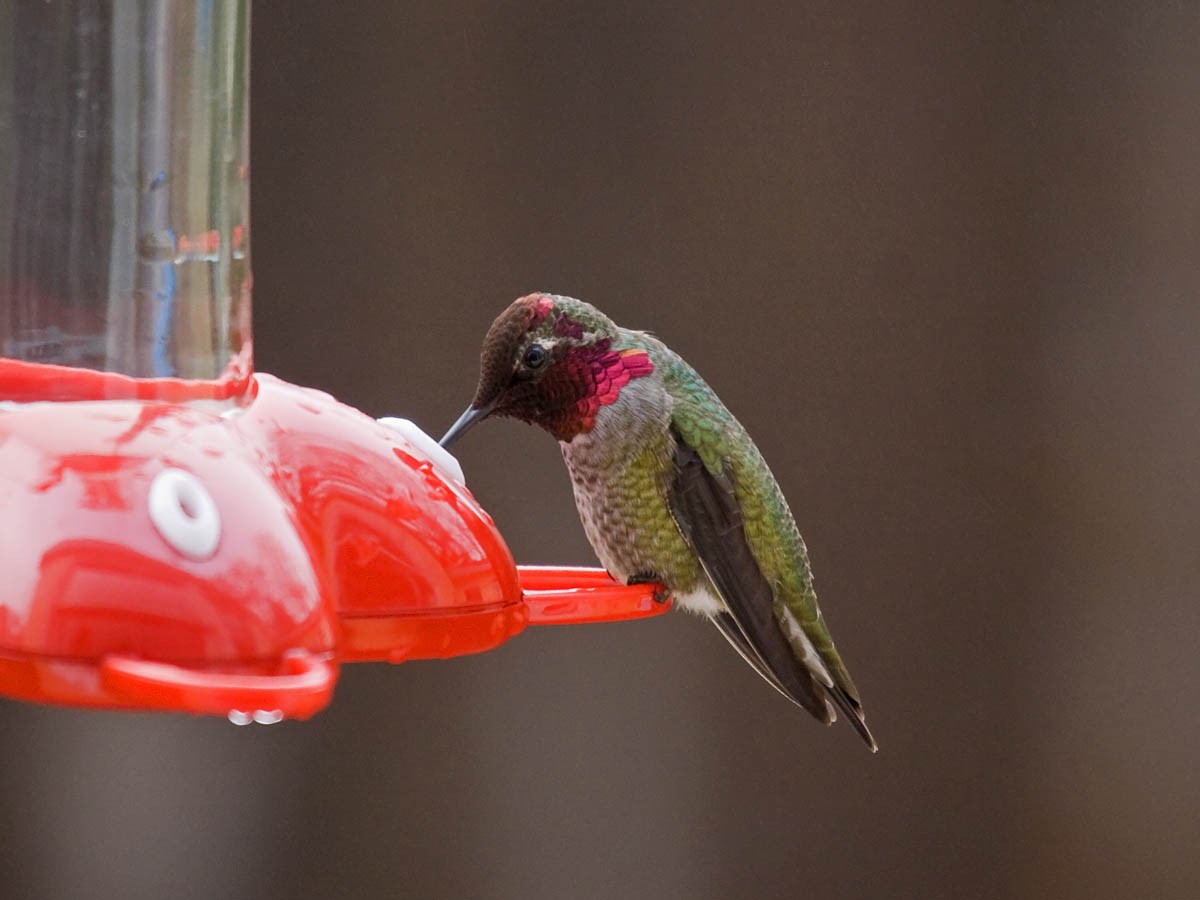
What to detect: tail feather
<box><xmin>826</xmin><ymin>683</ymin><xmax>878</xmax><ymax>752</ymax></box>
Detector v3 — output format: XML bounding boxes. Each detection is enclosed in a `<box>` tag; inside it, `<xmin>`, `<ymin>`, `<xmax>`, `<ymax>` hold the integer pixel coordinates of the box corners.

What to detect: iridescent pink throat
<box><xmin>568</xmin><ymin>340</ymin><xmax>655</xmax><ymax>434</ymax></box>
<box><xmin>534</xmin><ymin>341</ymin><xmax>653</xmax><ymax>442</ymax></box>
<box><xmin>523</xmin><ymin>300</ymin><xmax>656</xmax><ymax>440</ymax></box>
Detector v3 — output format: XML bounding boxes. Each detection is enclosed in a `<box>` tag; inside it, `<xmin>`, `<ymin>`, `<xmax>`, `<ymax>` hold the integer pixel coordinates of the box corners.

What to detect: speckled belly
<box><xmin>560</xmin><ymin>433</ymin><xmax>708</xmax><ymax>600</ymax></box>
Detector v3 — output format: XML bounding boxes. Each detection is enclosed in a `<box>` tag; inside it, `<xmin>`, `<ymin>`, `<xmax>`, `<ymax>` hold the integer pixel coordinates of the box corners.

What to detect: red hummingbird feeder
<box><xmin>0</xmin><ymin>1</ymin><xmax>667</xmax><ymax>723</ymax></box>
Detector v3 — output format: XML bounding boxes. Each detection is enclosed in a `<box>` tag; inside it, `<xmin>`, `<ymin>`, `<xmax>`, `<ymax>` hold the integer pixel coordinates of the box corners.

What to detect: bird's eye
<box><xmin>523</xmin><ymin>344</ymin><xmax>548</xmax><ymax>369</ymax></box>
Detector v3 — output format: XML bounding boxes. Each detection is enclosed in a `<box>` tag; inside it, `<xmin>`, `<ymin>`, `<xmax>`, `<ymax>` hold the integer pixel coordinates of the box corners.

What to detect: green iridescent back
<box><xmin>655</xmin><ymin>346</ymin><xmax>863</xmax><ymax>704</ymax></box>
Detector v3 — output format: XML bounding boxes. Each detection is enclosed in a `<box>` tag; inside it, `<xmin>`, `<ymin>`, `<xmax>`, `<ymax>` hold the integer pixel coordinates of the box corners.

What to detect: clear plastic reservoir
<box><xmin>0</xmin><ymin>0</ymin><xmax>251</xmax><ymax>398</ymax></box>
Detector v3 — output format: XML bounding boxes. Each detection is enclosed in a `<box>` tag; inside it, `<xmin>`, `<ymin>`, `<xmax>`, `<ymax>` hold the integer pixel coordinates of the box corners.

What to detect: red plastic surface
<box><xmin>0</xmin><ymin>349</ymin><xmax>253</xmax><ymax>403</ymax></box>
<box><xmin>520</xmin><ymin>566</ymin><xmax>671</xmax><ymax>624</ymax></box>
<box><xmin>0</xmin><ymin>365</ymin><xmax>668</xmax><ymax>720</ymax></box>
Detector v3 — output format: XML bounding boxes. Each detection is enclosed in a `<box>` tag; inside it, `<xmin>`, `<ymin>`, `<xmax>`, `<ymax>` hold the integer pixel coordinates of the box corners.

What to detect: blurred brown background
<box><xmin>1</xmin><ymin>2</ymin><xmax>1198</xmax><ymax>898</ymax></box>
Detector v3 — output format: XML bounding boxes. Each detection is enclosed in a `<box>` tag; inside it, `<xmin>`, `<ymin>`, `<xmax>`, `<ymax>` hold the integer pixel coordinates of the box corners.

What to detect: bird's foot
<box><xmin>627</xmin><ymin>572</ymin><xmax>671</xmax><ymax>604</ymax></box>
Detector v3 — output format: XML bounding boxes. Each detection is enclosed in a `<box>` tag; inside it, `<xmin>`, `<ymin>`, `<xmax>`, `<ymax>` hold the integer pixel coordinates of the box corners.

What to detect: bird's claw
<box><xmin>627</xmin><ymin>572</ymin><xmax>671</xmax><ymax>604</ymax></box>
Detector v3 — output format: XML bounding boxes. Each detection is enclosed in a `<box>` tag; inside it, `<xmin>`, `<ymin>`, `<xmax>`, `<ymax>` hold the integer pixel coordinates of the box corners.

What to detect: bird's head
<box><xmin>440</xmin><ymin>293</ymin><xmax>655</xmax><ymax>446</ymax></box>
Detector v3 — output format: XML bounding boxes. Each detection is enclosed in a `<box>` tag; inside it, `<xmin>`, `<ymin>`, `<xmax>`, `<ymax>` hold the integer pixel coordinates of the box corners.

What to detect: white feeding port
<box><xmin>377</xmin><ymin>417</ymin><xmax>466</xmax><ymax>485</ymax></box>
<box><xmin>148</xmin><ymin>467</ymin><xmax>221</xmax><ymax>559</ymax></box>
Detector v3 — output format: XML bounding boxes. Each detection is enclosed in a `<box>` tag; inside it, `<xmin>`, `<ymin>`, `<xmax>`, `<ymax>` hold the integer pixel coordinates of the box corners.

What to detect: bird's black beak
<box><xmin>439</xmin><ymin>400</ymin><xmax>495</xmax><ymax>448</ymax></box>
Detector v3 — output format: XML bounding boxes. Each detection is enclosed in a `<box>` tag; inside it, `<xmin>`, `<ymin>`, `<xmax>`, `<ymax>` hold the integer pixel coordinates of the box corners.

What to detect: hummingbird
<box><xmin>440</xmin><ymin>293</ymin><xmax>876</xmax><ymax>751</ymax></box>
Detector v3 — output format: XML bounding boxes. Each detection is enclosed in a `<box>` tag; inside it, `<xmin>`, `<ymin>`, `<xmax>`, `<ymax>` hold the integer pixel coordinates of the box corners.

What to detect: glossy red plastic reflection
<box><xmin>521</xmin><ymin>566</ymin><xmax>671</xmax><ymax>624</ymax></box>
<box><xmin>0</xmin><ymin>351</ymin><xmax>254</xmax><ymax>403</ymax></box>
<box><xmin>0</xmin><ymin>364</ymin><xmax>667</xmax><ymax>720</ymax></box>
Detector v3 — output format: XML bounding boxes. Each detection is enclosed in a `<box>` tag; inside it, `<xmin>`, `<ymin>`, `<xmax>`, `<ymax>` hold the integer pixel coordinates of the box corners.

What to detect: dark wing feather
<box><xmin>710</xmin><ymin>612</ymin><xmax>809</xmax><ymax>708</ymax></box>
<box><xmin>667</xmin><ymin>434</ymin><xmax>834</xmax><ymax>723</ymax></box>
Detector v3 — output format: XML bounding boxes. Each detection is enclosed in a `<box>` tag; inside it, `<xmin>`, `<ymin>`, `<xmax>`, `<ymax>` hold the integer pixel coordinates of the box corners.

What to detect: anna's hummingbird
<box><xmin>441</xmin><ymin>293</ymin><xmax>876</xmax><ymax>751</ymax></box>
